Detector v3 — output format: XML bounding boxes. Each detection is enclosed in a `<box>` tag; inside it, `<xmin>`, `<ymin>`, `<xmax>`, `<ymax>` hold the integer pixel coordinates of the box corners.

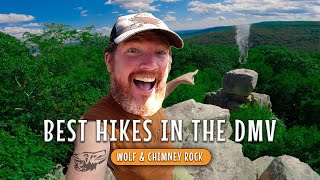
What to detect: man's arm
<box><xmin>165</xmin><ymin>69</ymin><xmax>199</xmax><ymax>98</ymax></box>
<box><xmin>66</xmin><ymin>121</ymin><xmax>110</xmax><ymax>180</ymax></box>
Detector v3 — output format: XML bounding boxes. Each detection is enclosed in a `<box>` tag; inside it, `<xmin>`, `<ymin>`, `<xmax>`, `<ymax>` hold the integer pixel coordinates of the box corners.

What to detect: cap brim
<box><xmin>114</xmin><ymin>26</ymin><xmax>183</xmax><ymax>49</ymax></box>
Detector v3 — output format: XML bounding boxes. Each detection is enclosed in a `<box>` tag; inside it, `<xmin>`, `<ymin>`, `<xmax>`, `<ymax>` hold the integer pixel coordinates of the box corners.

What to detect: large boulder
<box><xmin>259</xmin><ymin>155</ymin><xmax>320</xmax><ymax>180</ymax></box>
<box><xmin>222</xmin><ymin>69</ymin><xmax>258</xmax><ymax>96</ymax></box>
<box><xmin>165</xmin><ymin>100</ymin><xmax>257</xmax><ymax>180</ymax></box>
<box><xmin>253</xmin><ymin>156</ymin><xmax>275</xmax><ymax>178</ymax></box>
<box><xmin>184</xmin><ymin>139</ymin><xmax>256</xmax><ymax>180</ymax></box>
<box><xmin>164</xmin><ymin>99</ymin><xmax>232</xmax><ymax>146</ymax></box>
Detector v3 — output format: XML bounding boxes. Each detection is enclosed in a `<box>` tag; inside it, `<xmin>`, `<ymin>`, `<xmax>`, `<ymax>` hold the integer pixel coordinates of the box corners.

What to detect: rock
<box><xmin>226</xmin><ymin>99</ymin><xmax>244</xmax><ymax>112</ymax></box>
<box><xmin>259</xmin><ymin>155</ymin><xmax>320</xmax><ymax>180</ymax></box>
<box><xmin>214</xmin><ymin>89</ymin><xmax>228</xmax><ymax>108</ymax></box>
<box><xmin>105</xmin><ymin>167</ymin><xmax>116</xmax><ymax>180</ymax></box>
<box><xmin>174</xmin><ymin>166</ymin><xmax>194</xmax><ymax>180</ymax></box>
<box><xmin>212</xmin><ymin>89</ymin><xmax>250</xmax><ymax>112</ymax></box>
<box><xmin>250</xmin><ymin>92</ymin><xmax>272</xmax><ymax>110</ymax></box>
<box><xmin>253</xmin><ymin>156</ymin><xmax>275</xmax><ymax>178</ymax></box>
<box><xmin>222</xmin><ymin>69</ymin><xmax>258</xmax><ymax>96</ymax></box>
<box><xmin>165</xmin><ymin>100</ymin><xmax>257</xmax><ymax>180</ymax></box>
<box><xmin>185</xmin><ymin>139</ymin><xmax>256</xmax><ymax>180</ymax></box>
<box><xmin>225</xmin><ymin>92</ymin><xmax>250</xmax><ymax>104</ymax></box>
<box><xmin>164</xmin><ymin>99</ymin><xmax>232</xmax><ymax>147</ymax></box>
<box><xmin>204</xmin><ymin>91</ymin><xmax>216</xmax><ymax>104</ymax></box>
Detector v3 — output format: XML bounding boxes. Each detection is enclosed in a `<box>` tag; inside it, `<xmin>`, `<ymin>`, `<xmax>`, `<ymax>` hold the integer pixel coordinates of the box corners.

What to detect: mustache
<box><xmin>129</xmin><ymin>70</ymin><xmax>161</xmax><ymax>80</ymax></box>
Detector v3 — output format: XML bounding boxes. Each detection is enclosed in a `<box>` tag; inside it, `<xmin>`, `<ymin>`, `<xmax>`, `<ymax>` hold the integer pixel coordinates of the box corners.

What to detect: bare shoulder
<box><xmin>66</xmin><ymin>121</ymin><xmax>110</xmax><ymax>180</ymax></box>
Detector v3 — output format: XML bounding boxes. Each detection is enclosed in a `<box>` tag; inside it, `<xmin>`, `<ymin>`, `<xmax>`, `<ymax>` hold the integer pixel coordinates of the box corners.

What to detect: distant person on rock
<box><xmin>66</xmin><ymin>12</ymin><xmax>198</xmax><ymax>180</ymax></box>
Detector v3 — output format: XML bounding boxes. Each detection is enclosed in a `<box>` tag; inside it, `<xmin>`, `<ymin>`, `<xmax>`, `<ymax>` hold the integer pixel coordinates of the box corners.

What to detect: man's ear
<box><xmin>105</xmin><ymin>52</ymin><xmax>112</xmax><ymax>73</ymax></box>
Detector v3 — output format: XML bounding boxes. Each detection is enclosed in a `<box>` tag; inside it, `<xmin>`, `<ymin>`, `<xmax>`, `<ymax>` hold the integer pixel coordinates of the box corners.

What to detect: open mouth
<box><xmin>133</xmin><ymin>77</ymin><xmax>156</xmax><ymax>91</ymax></box>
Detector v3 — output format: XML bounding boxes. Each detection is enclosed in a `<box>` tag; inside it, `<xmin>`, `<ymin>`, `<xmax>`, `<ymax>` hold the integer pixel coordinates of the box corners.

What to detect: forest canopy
<box><xmin>0</xmin><ymin>23</ymin><xmax>319</xmax><ymax>178</ymax></box>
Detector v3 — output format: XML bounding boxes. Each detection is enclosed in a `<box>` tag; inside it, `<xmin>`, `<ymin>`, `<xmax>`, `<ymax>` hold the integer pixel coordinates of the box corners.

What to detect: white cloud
<box><xmin>0</xmin><ymin>26</ymin><xmax>42</xmax><ymax>39</ymax></box>
<box><xmin>308</xmin><ymin>5</ymin><xmax>320</xmax><ymax>14</ymax></box>
<box><xmin>167</xmin><ymin>11</ymin><xmax>176</xmax><ymax>14</ymax></box>
<box><xmin>81</xmin><ymin>10</ymin><xmax>88</xmax><ymax>16</ymax></box>
<box><xmin>206</xmin><ymin>16</ymin><xmax>227</xmax><ymax>21</ymax></box>
<box><xmin>164</xmin><ymin>14</ymin><xmax>176</xmax><ymax>21</ymax></box>
<box><xmin>112</xmin><ymin>11</ymin><xmax>119</xmax><ymax>14</ymax></box>
<box><xmin>74</xmin><ymin>6</ymin><xmax>83</xmax><ymax>10</ymax></box>
<box><xmin>188</xmin><ymin>0</ymin><xmax>320</xmax><ymax>19</ymax></box>
<box><xmin>105</xmin><ymin>0</ymin><xmax>159</xmax><ymax>12</ymax></box>
<box><xmin>127</xmin><ymin>9</ymin><xmax>137</xmax><ymax>13</ymax></box>
<box><xmin>96</xmin><ymin>26</ymin><xmax>112</xmax><ymax>36</ymax></box>
<box><xmin>22</xmin><ymin>23</ymin><xmax>42</xmax><ymax>27</ymax></box>
<box><xmin>182</xmin><ymin>0</ymin><xmax>320</xmax><ymax>30</ymax></box>
<box><xmin>188</xmin><ymin>1</ymin><xmax>230</xmax><ymax>14</ymax></box>
<box><xmin>74</xmin><ymin>6</ymin><xmax>88</xmax><ymax>16</ymax></box>
<box><xmin>168</xmin><ymin>16</ymin><xmax>255</xmax><ymax>30</ymax></box>
<box><xmin>0</xmin><ymin>13</ymin><xmax>35</xmax><ymax>23</ymax></box>
<box><xmin>186</xmin><ymin>18</ymin><xmax>192</xmax><ymax>21</ymax></box>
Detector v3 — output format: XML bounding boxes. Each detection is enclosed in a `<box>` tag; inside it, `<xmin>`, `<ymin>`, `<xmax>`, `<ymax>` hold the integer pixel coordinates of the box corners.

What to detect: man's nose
<box><xmin>139</xmin><ymin>53</ymin><xmax>158</xmax><ymax>70</ymax></box>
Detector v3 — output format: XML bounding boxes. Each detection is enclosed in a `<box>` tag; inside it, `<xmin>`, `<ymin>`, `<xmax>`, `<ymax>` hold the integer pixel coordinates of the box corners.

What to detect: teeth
<box><xmin>134</xmin><ymin>77</ymin><xmax>156</xmax><ymax>82</ymax></box>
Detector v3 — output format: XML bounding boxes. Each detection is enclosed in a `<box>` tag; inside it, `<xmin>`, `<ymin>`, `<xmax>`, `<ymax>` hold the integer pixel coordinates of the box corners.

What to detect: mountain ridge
<box><xmin>179</xmin><ymin>21</ymin><xmax>320</xmax><ymax>51</ymax></box>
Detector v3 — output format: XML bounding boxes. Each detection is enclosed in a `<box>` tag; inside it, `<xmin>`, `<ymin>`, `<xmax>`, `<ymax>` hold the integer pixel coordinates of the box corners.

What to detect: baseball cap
<box><xmin>109</xmin><ymin>13</ymin><xmax>183</xmax><ymax>48</ymax></box>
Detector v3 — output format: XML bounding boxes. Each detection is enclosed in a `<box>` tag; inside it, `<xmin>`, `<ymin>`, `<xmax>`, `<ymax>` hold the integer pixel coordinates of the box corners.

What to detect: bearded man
<box><xmin>66</xmin><ymin>13</ymin><xmax>198</xmax><ymax>180</ymax></box>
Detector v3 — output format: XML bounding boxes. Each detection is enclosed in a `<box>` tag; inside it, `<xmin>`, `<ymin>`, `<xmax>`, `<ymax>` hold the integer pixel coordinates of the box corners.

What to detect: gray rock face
<box><xmin>207</xmin><ymin>89</ymin><xmax>272</xmax><ymax>112</ymax></box>
<box><xmin>204</xmin><ymin>68</ymin><xmax>271</xmax><ymax>112</ymax></box>
<box><xmin>184</xmin><ymin>139</ymin><xmax>256</xmax><ymax>180</ymax></box>
<box><xmin>165</xmin><ymin>99</ymin><xmax>256</xmax><ymax>180</ymax></box>
<box><xmin>259</xmin><ymin>155</ymin><xmax>320</xmax><ymax>180</ymax></box>
<box><xmin>222</xmin><ymin>68</ymin><xmax>258</xmax><ymax>96</ymax></box>
<box><xmin>164</xmin><ymin>99</ymin><xmax>232</xmax><ymax>146</ymax></box>
<box><xmin>251</xmin><ymin>92</ymin><xmax>272</xmax><ymax>109</ymax></box>
<box><xmin>177</xmin><ymin>138</ymin><xmax>257</xmax><ymax>180</ymax></box>
<box><xmin>253</xmin><ymin>156</ymin><xmax>275</xmax><ymax>178</ymax></box>
<box><xmin>204</xmin><ymin>91</ymin><xmax>216</xmax><ymax>104</ymax></box>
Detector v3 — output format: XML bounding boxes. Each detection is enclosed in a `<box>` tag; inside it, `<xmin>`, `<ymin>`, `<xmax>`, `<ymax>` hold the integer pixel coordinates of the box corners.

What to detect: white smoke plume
<box><xmin>235</xmin><ymin>24</ymin><xmax>251</xmax><ymax>64</ymax></box>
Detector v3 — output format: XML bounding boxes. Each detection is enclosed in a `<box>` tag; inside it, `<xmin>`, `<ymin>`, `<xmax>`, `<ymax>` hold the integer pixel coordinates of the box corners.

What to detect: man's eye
<box><xmin>156</xmin><ymin>51</ymin><xmax>167</xmax><ymax>55</ymax></box>
<box><xmin>127</xmin><ymin>49</ymin><xmax>139</xmax><ymax>53</ymax></box>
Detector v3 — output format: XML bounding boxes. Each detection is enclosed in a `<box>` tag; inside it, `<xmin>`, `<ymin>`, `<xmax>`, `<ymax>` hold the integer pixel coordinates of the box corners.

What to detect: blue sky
<box><xmin>1</xmin><ymin>0</ymin><xmax>319</xmax><ymax>38</ymax></box>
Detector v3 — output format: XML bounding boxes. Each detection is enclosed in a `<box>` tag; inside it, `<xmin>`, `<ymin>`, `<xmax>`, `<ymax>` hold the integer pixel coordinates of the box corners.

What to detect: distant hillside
<box><xmin>183</xmin><ymin>21</ymin><xmax>320</xmax><ymax>51</ymax></box>
<box><xmin>176</xmin><ymin>26</ymin><xmax>232</xmax><ymax>38</ymax></box>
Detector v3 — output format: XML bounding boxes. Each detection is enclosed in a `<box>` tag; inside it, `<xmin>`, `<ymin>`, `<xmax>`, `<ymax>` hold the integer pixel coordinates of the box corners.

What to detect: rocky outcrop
<box><xmin>222</xmin><ymin>68</ymin><xmax>258</xmax><ymax>96</ymax></box>
<box><xmin>204</xmin><ymin>68</ymin><xmax>272</xmax><ymax>112</ymax></box>
<box><xmin>259</xmin><ymin>155</ymin><xmax>320</xmax><ymax>180</ymax></box>
<box><xmin>164</xmin><ymin>100</ymin><xmax>320</xmax><ymax>180</ymax></box>
<box><xmin>183</xmin><ymin>139</ymin><xmax>256</xmax><ymax>180</ymax></box>
<box><xmin>164</xmin><ymin>99</ymin><xmax>232</xmax><ymax>144</ymax></box>
<box><xmin>253</xmin><ymin>156</ymin><xmax>275</xmax><ymax>178</ymax></box>
<box><xmin>165</xmin><ymin>100</ymin><xmax>256</xmax><ymax>180</ymax></box>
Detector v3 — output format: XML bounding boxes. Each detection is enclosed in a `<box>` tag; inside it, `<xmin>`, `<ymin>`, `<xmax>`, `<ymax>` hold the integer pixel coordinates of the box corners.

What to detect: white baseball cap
<box><xmin>109</xmin><ymin>13</ymin><xmax>183</xmax><ymax>48</ymax></box>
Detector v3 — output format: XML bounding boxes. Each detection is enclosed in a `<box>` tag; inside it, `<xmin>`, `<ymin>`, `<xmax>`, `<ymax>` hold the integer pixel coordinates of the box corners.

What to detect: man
<box><xmin>66</xmin><ymin>13</ymin><xmax>198</xmax><ymax>180</ymax></box>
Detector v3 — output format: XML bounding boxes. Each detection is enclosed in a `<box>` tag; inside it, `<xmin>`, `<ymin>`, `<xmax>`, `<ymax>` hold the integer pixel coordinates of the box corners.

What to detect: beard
<box><xmin>109</xmin><ymin>70</ymin><xmax>167</xmax><ymax>116</ymax></box>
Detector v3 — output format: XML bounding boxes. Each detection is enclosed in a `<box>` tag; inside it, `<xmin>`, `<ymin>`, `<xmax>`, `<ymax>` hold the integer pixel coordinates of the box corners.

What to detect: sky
<box><xmin>0</xmin><ymin>0</ymin><xmax>319</xmax><ymax>39</ymax></box>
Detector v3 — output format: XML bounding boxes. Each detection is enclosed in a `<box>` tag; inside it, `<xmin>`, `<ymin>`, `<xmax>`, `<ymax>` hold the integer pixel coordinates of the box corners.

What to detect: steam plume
<box><xmin>235</xmin><ymin>24</ymin><xmax>251</xmax><ymax>64</ymax></box>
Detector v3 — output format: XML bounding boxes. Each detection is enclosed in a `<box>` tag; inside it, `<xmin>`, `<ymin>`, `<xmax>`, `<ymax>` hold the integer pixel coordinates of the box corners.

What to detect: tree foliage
<box><xmin>1</xmin><ymin>22</ymin><xmax>319</xmax><ymax>178</ymax></box>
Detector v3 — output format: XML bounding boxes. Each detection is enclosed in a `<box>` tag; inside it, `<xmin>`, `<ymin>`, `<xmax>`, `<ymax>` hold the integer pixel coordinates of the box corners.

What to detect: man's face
<box><xmin>106</xmin><ymin>31</ymin><xmax>171</xmax><ymax>116</ymax></box>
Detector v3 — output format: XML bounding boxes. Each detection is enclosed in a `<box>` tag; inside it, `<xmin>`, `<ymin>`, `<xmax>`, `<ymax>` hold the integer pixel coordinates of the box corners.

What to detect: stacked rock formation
<box><xmin>204</xmin><ymin>68</ymin><xmax>272</xmax><ymax>112</ymax></box>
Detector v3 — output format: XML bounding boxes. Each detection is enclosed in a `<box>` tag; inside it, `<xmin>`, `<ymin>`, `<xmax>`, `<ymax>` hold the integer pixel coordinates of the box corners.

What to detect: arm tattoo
<box><xmin>72</xmin><ymin>150</ymin><xmax>107</xmax><ymax>172</ymax></box>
